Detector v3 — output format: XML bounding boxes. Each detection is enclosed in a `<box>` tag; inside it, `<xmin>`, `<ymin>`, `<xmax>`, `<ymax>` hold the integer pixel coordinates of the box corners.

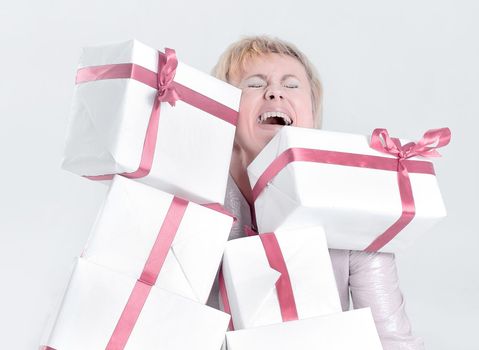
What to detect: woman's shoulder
<box><xmin>348</xmin><ymin>249</ymin><xmax>396</xmax><ymax>273</ymax></box>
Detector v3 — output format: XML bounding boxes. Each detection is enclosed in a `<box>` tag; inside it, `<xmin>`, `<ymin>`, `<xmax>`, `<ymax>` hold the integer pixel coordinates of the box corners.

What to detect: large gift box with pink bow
<box><xmin>62</xmin><ymin>39</ymin><xmax>241</xmax><ymax>204</ymax></box>
<box><xmin>41</xmin><ymin>259</ymin><xmax>230</xmax><ymax>350</ymax></box>
<box><xmin>247</xmin><ymin>127</ymin><xmax>450</xmax><ymax>252</ymax></box>
<box><xmin>81</xmin><ymin>176</ymin><xmax>234</xmax><ymax>304</ymax></box>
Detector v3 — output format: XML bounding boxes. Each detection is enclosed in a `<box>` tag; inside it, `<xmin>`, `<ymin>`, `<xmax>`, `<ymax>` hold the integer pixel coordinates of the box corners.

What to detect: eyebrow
<box><xmin>281</xmin><ymin>74</ymin><xmax>300</xmax><ymax>81</ymax></box>
<box><xmin>244</xmin><ymin>74</ymin><xmax>267</xmax><ymax>81</ymax></box>
<box><xmin>244</xmin><ymin>74</ymin><xmax>300</xmax><ymax>81</ymax></box>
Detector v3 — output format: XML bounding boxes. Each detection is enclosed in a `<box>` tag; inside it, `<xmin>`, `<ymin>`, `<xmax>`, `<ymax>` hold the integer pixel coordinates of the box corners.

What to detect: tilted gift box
<box><xmin>225</xmin><ymin>308</ymin><xmax>383</xmax><ymax>350</ymax></box>
<box><xmin>81</xmin><ymin>175</ymin><xmax>234</xmax><ymax>304</ymax></box>
<box><xmin>62</xmin><ymin>39</ymin><xmax>241</xmax><ymax>204</ymax></box>
<box><xmin>221</xmin><ymin>226</ymin><xmax>341</xmax><ymax>329</ymax></box>
<box><xmin>41</xmin><ymin>258</ymin><xmax>230</xmax><ymax>350</ymax></box>
<box><xmin>248</xmin><ymin>127</ymin><xmax>450</xmax><ymax>252</ymax></box>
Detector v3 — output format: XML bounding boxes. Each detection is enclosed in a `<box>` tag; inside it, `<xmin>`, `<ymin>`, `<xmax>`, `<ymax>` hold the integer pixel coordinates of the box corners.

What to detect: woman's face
<box><xmin>230</xmin><ymin>53</ymin><xmax>314</xmax><ymax>164</ymax></box>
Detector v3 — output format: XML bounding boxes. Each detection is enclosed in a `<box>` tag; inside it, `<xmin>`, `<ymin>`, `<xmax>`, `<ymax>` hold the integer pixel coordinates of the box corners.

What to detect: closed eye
<box><xmin>282</xmin><ymin>76</ymin><xmax>300</xmax><ymax>89</ymax></box>
<box><xmin>244</xmin><ymin>75</ymin><xmax>267</xmax><ymax>89</ymax></box>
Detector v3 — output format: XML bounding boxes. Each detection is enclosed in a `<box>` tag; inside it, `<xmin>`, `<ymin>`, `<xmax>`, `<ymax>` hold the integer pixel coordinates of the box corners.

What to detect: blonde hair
<box><xmin>212</xmin><ymin>35</ymin><xmax>323</xmax><ymax>128</ymax></box>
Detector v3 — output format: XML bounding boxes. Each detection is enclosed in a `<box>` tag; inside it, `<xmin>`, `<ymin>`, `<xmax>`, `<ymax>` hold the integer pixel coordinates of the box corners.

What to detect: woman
<box><xmin>209</xmin><ymin>36</ymin><xmax>425</xmax><ymax>350</ymax></box>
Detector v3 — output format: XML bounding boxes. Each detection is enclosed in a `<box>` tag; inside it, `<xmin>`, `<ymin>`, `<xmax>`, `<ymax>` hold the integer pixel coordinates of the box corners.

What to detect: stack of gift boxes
<box><xmin>222</xmin><ymin>125</ymin><xmax>450</xmax><ymax>349</ymax></box>
<box><xmin>41</xmin><ymin>38</ymin><xmax>450</xmax><ymax>350</ymax></box>
<box><xmin>41</xmin><ymin>39</ymin><xmax>240</xmax><ymax>349</ymax></box>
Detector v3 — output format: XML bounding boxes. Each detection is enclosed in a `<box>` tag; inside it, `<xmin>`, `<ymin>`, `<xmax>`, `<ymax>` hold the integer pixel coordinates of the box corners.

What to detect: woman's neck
<box><xmin>229</xmin><ymin>146</ymin><xmax>254</xmax><ymax>206</ymax></box>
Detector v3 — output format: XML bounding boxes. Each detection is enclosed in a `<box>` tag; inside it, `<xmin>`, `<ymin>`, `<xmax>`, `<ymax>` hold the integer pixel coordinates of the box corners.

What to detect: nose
<box><xmin>264</xmin><ymin>86</ymin><xmax>284</xmax><ymax>100</ymax></box>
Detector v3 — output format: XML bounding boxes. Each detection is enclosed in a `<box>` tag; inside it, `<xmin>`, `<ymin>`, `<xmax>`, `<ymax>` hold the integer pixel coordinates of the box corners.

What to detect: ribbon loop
<box><xmin>157</xmin><ymin>48</ymin><xmax>180</xmax><ymax>106</ymax></box>
<box><xmin>370</xmin><ymin>129</ymin><xmax>402</xmax><ymax>157</ymax></box>
<box><xmin>371</xmin><ymin>127</ymin><xmax>451</xmax><ymax>160</ymax></box>
<box><xmin>407</xmin><ymin>127</ymin><xmax>451</xmax><ymax>158</ymax></box>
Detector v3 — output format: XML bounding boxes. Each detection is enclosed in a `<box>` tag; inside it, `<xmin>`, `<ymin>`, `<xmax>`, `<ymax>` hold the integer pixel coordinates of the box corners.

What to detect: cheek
<box><xmin>238</xmin><ymin>91</ymin><xmax>257</xmax><ymax>118</ymax></box>
<box><xmin>234</xmin><ymin>105</ymin><xmax>253</xmax><ymax>145</ymax></box>
<box><xmin>236</xmin><ymin>104</ymin><xmax>252</xmax><ymax>136</ymax></box>
<box><xmin>236</xmin><ymin>91</ymin><xmax>261</xmax><ymax>132</ymax></box>
<box><xmin>297</xmin><ymin>114</ymin><xmax>315</xmax><ymax>128</ymax></box>
<box><xmin>235</xmin><ymin>116</ymin><xmax>249</xmax><ymax>143</ymax></box>
<box><xmin>295</xmin><ymin>96</ymin><xmax>315</xmax><ymax>128</ymax></box>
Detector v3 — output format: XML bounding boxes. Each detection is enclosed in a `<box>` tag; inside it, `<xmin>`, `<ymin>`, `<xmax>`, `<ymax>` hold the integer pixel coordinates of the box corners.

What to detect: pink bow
<box><xmin>370</xmin><ymin>128</ymin><xmax>451</xmax><ymax>162</ymax></box>
<box><xmin>78</xmin><ymin>46</ymin><xmax>237</xmax><ymax>182</ymax></box>
<box><xmin>156</xmin><ymin>48</ymin><xmax>180</xmax><ymax>106</ymax></box>
<box><xmin>364</xmin><ymin>127</ymin><xmax>451</xmax><ymax>252</ymax></box>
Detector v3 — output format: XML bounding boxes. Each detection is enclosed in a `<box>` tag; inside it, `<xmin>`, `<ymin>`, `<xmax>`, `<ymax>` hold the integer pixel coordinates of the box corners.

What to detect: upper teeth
<box><xmin>258</xmin><ymin>111</ymin><xmax>293</xmax><ymax>125</ymax></box>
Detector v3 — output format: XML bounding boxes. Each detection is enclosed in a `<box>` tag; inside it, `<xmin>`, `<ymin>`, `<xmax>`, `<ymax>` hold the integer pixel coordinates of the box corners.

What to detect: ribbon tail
<box><xmin>158</xmin><ymin>91</ymin><xmax>180</xmax><ymax>106</ymax></box>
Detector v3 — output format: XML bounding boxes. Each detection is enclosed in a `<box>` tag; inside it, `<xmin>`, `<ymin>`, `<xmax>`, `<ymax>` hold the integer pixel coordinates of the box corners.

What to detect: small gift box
<box><xmin>81</xmin><ymin>175</ymin><xmax>234</xmax><ymax>304</ymax></box>
<box><xmin>62</xmin><ymin>39</ymin><xmax>241</xmax><ymax>204</ymax></box>
<box><xmin>247</xmin><ymin>126</ymin><xmax>450</xmax><ymax>252</ymax></box>
<box><xmin>41</xmin><ymin>259</ymin><xmax>230</xmax><ymax>350</ymax></box>
<box><xmin>225</xmin><ymin>308</ymin><xmax>383</xmax><ymax>350</ymax></box>
<box><xmin>221</xmin><ymin>226</ymin><xmax>341</xmax><ymax>329</ymax></box>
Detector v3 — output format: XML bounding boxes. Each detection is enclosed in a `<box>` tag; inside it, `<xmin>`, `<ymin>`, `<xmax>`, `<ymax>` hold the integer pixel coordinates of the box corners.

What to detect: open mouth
<box><xmin>257</xmin><ymin>111</ymin><xmax>293</xmax><ymax>126</ymax></box>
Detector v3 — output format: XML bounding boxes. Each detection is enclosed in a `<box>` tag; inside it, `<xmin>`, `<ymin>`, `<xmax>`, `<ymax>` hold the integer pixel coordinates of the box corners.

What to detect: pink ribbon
<box><xmin>105</xmin><ymin>196</ymin><xmax>188</xmax><ymax>349</ymax></box>
<box><xmin>156</xmin><ymin>48</ymin><xmax>180</xmax><ymax>106</ymax></box>
<box><xmin>105</xmin><ymin>280</ymin><xmax>152</xmax><ymax>350</ymax></box>
<box><xmin>259</xmin><ymin>233</ymin><xmax>299</xmax><ymax>322</ymax></box>
<box><xmin>252</xmin><ymin>128</ymin><xmax>451</xmax><ymax>252</ymax></box>
<box><xmin>76</xmin><ymin>48</ymin><xmax>238</xmax><ymax>181</ymax></box>
<box><xmin>138</xmin><ymin>196</ymin><xmax>188</xmax><ymax>285</ymax></box>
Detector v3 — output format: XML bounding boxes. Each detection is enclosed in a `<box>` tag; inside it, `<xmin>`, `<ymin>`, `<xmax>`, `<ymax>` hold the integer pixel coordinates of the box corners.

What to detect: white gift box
<box><xmin>222</xmin><ymin>226</ymin><xmax>341</xmax><ymax>329</ymax></box>
<box><xmin>62</xmin><ymin>39</ymin><xmax>241</xmax><ymax>204</ymax></box>
<box><xmin>225</xmin><ymin>308</ymin><xmax>383</xmax><ymax>350</ymax></box>
<box><xmin>81</xmin><ymin>175</ymin><xmax>234</xmax><ymax>304</ymax></box>
<box><xmin>41</xmin><ymin>259</ymin><xmax>230</xmax><ymax>350</ymax></box>
<box><xmin>248</xmin><ymin>127</ymin><xmax>447</xmax><ymax>252</ymax></box>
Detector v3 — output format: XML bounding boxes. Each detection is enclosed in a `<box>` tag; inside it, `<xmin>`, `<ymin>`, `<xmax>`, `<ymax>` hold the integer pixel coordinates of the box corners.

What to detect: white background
<box><xmin>0</xmin><ymin>0</ymin><xmax>477</xmax><ymax>349</ymax></box>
